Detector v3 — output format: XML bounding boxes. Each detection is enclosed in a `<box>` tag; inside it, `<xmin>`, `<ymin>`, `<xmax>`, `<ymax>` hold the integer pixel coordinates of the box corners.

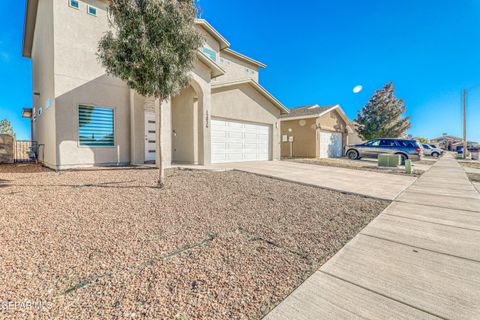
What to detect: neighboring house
<box><xmin>280</xmin><ymin>104</ymin><xmax>359</xmax><ymax>158</ymax></box>
<box><xmin>430</xmin><ymin>134</ymin><xmax>474</xmax><ymax>151</ymax></box>
<box><xmin>22</xmin><ymin>0</ymin><xmax>288</xmax><ymax>170</ymax></box>
<box><xmin>347</xmin><ymin>122</ymin><xmax>365</xmax><ymax>145</ymax></box>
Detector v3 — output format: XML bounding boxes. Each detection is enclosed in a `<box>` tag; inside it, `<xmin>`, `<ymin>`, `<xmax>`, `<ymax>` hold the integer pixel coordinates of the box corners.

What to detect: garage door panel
<box><xmin>244</xmin><ymin>123</ymin><xmax>261</xmax><ymax>129</ymax></box>
<box><xmin>244</xmin><ymin>139</ymin><xmax>259</xmax><ymax>146</ymax></box>
<box><xmin>227</xmin><ymin>143</ymin><xmax>243</xmax><ymax>153</ymax></box>
<box><xmin>212</xmin><ymin>144</ymin><xmax>227</xmax><ymax>152</ymax></box>
<box><xmin>211</xmin><ymin>121</ymin><xmax>227</xmax><ymax>129</ymax></box>
<box><xmin>244</xmin><ymin>132</ymin><xmax>258</xmax><ymax>139</ymax></box>
<box><xmin>257</xmin><ymin>135</ymin><xmax>269</xmax><ymax>142</ymax></box>
<box><xmin>244</xmin><ymin>154</ymin><xmax>259</xmax><ymax>160</ymax></box>
<box><xmin>244</xmin><ymin>127</ymin><xmax>258</xmax><ymax>133</ymax></box>
<box><xmin>212</xmin><ymin>154</ymin><xmax>227</xmax><ymax>162</ymax></box>
<box><xmin>211</xmin><ymin>130</ymin><xmax>227</xmax><ymax>138</ymax></box>
<box><xmin>228</xmin><ymin>131</ymin><xmax>243</xmax><ymax>139</ymax></box>
<box><xmin>244</xmin><ymin>143</ymin><xmax>258</xmax><ymax>149</ymax></box>
<box><xmin>228</xmin><ymin>122</ymin><xmax>244</xmax><ymax>128</ymax></box>
<box><xmin>319</xmin><ymin>131</ymin><xmax>343</xmax><ymax>158</ymax></box>
<box><xmin>227</xmin><ymin>153</ymin><xmax>243</xmax><ymax>161</ymax></box>
<box><xmin>211</xmin><ymin>119</ymin><xmax>271</xmax><ymax>163</ymax></box>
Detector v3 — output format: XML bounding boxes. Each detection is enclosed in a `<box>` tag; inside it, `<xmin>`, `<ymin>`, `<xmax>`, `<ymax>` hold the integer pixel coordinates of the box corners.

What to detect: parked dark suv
<box><xmin>345</xmin><ymin>138</ymin><xmax>423</xmax><ymax>164</ymax></box>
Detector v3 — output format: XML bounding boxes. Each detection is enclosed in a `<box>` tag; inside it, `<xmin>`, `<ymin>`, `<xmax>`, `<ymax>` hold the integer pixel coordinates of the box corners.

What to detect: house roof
<box><xmin>222</xmin><ymin>48</ymin><xmax>267</xmax><ymax>69</ymax></box>
<box><xmin>211</xmin><ymin>79</ymin><xmax>289</xmax><ymax>114</ymax></box>
<box><xmin>281</xmin><ymin>104</ymin><xmax>349</xmax><ymax>121</ymax></box>
<box><xmin>195</xmin><ymin>19</ymin><xmax>230</xmax><ymax>50</ymax></box>
<box><xmin>431</xmin><ymin>135</ymin><xmax>463</xmax><ymax>141</ymax></box>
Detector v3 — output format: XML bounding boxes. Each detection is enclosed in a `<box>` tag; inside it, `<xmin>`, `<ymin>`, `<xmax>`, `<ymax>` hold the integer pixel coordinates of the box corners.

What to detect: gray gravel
<box><xmin>0</xmin><ymin>165</ymin><xmax>388</xmax><ymax>319</ymax></box>
<box><xmin>288</xmin><ymin>158</ymin><xmax>424</xmax><ymax>176</ymax></box>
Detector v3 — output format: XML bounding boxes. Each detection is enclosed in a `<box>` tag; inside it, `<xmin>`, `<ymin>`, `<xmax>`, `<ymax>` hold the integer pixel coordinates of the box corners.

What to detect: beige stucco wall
<box><xmin>281</xmin><ymin>110</ymin><xmax>348</xmax><ymax>158</ymax></box>
<box><xmin>155</xmin><ymin>99</ymin><xmax>173</xmax><ymax>169</ymax></box>
<box><xmin>280</xmin><ymin>118</ymin><xmax>317</xmax><ymax>158</ymax></box>
<box><xmin>52</xmin><ymin>0</ymin><xmax>131</xmax><ymax>169</ymax></box>
<box><xmin>31</xmin><ymin>0</ymin><xmax>56</xmax><ymax>167</ymax></box>
<box><xmin>189</xmin><ymin>62</ymin><xmax>212</xmax><ymax>165</ymax></box>
<box><xmin>196</xmin><ymin>24</ymin><xmax>260</xmax><ymax>84</ymax></box>
<box><xmin>316</xmin><ymin>109</ymin><xmax>347</xmax><ymax>132</ymax></box>
<box><xmin>215</xmin><ymin>51</ymin><xmax>259</xmax><ymax>83</ymax></box>
<box><xmin>130</xmin><ymin>92</ymin><xmax>146</xmax><ymax>165</ymax></box>
<box><xmin>347</xmin><ymin>130</ymin><xmax>364</xmax><ymax>145</ymax></box>
<box><xmin>55</xmin><ymin>75</ymin><xmax>130</xmax><ymax>168</ymax></box>
<box><xmin>197</xmin><ymin>26</ymin><xmax>221</xmax><ymax>56</ymax></box>
<box><xmin>172</xmin><ymin>86</ymin><xmax>198</xmax><ymax>164</ymax></box>
<box><xmin>211</xmin><ymin>83</ymin><xmax>281</xmax><ymax>160</ymax></box>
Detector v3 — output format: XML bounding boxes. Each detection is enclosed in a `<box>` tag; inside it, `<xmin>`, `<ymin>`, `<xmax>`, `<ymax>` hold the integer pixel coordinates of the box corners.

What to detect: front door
<box><xmin>144</xmin><ymin>111</ymin><xmax>156</xmax><ymax>162</ymax></box>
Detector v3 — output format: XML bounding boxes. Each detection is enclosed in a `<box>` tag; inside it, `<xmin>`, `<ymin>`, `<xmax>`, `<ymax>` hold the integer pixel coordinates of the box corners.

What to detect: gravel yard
<box><xmin>0</xmin><ymin>164</ymin><xmax>388</xmax><ymax>319</ymax></box>
<box><xmin>460</xmin><ymin>162</ymin><xmax>480</xmax><ymax>182</ymax></box>
<box><xmin>287</xmin><ymin>158</ymin><xmax>425</xmax><ymax>176</ymax></box>
<box><xmin>461</xmin><ymin>161</ymin><xmax>480</xmax><ymax>170</ymax></box>
<box><xmin>468</xmin><ymin>173</ymin><xmax>480</xmax><ymax>183</ymax></box>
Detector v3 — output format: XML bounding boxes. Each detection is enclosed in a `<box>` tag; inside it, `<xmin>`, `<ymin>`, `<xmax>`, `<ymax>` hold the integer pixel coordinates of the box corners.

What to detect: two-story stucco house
<box><xmin>22</xmin><ymin>0</ymin><xmax>288</xmax><ymax>170</ymax></box>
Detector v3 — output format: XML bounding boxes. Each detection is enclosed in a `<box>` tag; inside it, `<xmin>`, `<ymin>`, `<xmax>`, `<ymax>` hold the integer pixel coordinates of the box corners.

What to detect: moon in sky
<box><xmin>353</xmin><ymin>85</ymin><xmax>363</xmax><ymax>94</ymax></box>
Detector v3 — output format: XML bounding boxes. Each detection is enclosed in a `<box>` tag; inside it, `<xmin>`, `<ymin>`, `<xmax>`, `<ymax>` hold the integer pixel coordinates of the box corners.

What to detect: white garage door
<box><xmin>319</xmin><ymin>131</ymin><xmax>343</xmax><ymax>158</ymax></box>
<box><xmin>211</xmin><ymin>119</ymin><xmax>270</xmax><ymax>163</ymax></box>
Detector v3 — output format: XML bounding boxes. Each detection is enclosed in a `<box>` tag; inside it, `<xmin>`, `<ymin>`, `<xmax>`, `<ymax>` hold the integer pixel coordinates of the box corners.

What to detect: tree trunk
<box><xmin>155</xmin><ymin>98</ymin><xmax>165</xmax><ymax>188</ymax></box>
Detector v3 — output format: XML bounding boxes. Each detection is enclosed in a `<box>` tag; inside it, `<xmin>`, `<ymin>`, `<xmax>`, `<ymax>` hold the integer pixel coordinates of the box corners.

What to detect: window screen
<box><xmin>79</xmin><ymin>105</ymin><xmax>114</xmax><ymax>147</ymax></box>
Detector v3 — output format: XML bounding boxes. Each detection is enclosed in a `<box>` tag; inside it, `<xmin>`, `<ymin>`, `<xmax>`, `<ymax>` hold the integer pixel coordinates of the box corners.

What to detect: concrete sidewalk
<box><xmin>207</xmin><ymin>161</ymin><xmax>416</xmax><ymax>200</ymax></box>
<box><xmin>265</xmin><ymin>154</ymin><xmax>480</xmax><ymax>320</ymax></box>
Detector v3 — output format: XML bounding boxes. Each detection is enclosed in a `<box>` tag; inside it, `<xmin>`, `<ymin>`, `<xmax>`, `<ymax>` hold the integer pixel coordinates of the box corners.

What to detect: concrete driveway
<box><xmin>265</xmin><ymin>154</ymin><xmax>480</xmax><ymax>320</ymax></box>
<box><xmin>211</xmin><ymin>161</ymin><xmax>416</xmax><ymax>200</ymax></box>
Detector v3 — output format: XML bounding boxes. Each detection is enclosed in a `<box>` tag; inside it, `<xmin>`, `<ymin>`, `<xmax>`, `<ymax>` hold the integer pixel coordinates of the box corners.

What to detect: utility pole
<box><xmin>463</xmin><ymin>89</ymin><xmax>467</xmax><ymax>159</ymax></box>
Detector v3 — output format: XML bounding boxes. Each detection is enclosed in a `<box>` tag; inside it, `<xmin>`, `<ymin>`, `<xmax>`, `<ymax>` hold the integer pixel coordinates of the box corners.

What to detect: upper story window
<box><xmin>202</xmin><ymin>47</ymin><xmax>217</xmax><ymax>62</ymax></box>
<box><xmin>79</xmin><ymin>105</ymin><xmax>115</xmax><ymax>147</ymax></box>
<box><xmin>87</xmin><ymin>5</ymin><xmax>97</xmax><ymax>16</ymax></box>
<box><xmin>69</xmin><ymin>0</ymin><xmax>79</xmax><ymax>9</ymax></box>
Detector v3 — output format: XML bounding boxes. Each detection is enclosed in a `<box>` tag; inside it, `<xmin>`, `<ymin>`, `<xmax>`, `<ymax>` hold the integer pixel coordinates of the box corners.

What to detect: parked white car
<box><xmin>422</xmin><ymin>144</ymin><xmax>443</xmax><ymax>157</ymax></box>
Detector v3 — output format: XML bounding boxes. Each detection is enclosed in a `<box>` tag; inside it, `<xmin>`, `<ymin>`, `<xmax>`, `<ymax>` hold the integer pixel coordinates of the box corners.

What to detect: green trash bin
<box><xmin>405</xmin><ymin>160</ymin><xmax>413</xmax><ymax>174</ymax></box>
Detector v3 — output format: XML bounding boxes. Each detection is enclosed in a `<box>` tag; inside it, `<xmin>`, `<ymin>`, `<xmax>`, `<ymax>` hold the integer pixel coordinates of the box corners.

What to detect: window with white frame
<box><xmin>202</xmin><ymin>47</ymin><xmax>217</xmax><ymax>62</ymax></box>
<box><xmin>78</xmin><ymin>105</ymin><xmax>115</xmax><ymax>147</ymax></box>
<box><xmin>69</xmin><ymin>0</ymin><xmax>79</xmax><ymax>9</ymax></box>
<box><xmin>87</xmin><ymin>5</ymin><xmax>97</xmax><ymax>16</ymax></box>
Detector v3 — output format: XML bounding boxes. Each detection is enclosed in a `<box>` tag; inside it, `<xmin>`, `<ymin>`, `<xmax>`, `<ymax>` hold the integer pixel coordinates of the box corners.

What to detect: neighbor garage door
<box><xmin>211</xmin><ymin>119</ymin><xmax>270</xmax><ymax>163</ymax></box>
<box><xmin>319</xmin><ymin>131</ymin><xmax>343</xmax><ymax>158</ymax></box>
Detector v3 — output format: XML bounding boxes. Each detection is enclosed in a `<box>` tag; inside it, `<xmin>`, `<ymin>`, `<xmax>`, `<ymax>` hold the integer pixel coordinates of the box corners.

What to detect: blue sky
<box><xmin>1</xmin><ymin>0</ymin><xmax>480</xmax><ymax>141</ymax></box>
